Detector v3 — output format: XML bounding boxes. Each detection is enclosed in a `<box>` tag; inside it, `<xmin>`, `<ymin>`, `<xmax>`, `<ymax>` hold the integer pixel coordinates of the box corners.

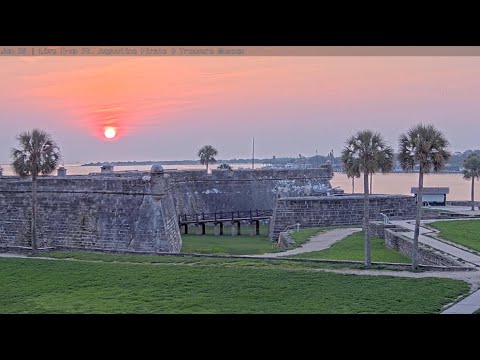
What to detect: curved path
<box><xmin>390</xmin><ymin>219</ymin><xmax>480</xmax><ymax>267</ymax></box>
<box><xmin>244</xmin><ymin>227</ymin><xmax>362</xmax><ymax>258</ymax></box>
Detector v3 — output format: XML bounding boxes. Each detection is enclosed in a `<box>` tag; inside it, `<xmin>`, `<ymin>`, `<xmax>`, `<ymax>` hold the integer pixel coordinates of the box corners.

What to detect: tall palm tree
<box><xmin>462</xmin><ymin>154</ymin><xmax>480</xmax><ymax>211</ymax></box>
<box><xmin>197</xmin><ymin>145</ymin><xmax>218</xmax><ymax>172</ymax></box>
<box><xmin>341</xmin><ymin>130</ymin><xmax>394</xmax><ymax>265</ymax></box>
<box><xmin>398</xmin><ymin>124</ymin><xmax>451</xmax><ymax>271</ymax></box>
<box><xmin>11</xmin><ymin>129</ymin><xmax>61</xmax><ymax>253</ymax></box>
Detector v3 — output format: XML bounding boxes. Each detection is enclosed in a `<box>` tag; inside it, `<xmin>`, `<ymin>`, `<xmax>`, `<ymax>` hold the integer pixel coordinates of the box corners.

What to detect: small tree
<box><xmin>11</xmin><ymin>129</ymin><xmax>61</xmax><ymax>253</ymax></box>
<box><xmin>398</xmin><ymin>124</ymin><xmax>451</xmax><ymax>271</ymax></box>
<box><xmin>462</xmin><ymin>154</ymin><xmax>480</xmax><ymax>211</ymax></box>
<box><xmin>197</xmin><ymin>145</ymin><xmax>218</xmax><ymax>172</ymax></box>
<box><xmin>341</xmin><ymin>130</ymin><xmax>394</xmax><ymax>266</ymax></box>
<box><xmin>217</xmin><ymin>163</ymin><xmax>233</xmax><ymax>171</ymax></box>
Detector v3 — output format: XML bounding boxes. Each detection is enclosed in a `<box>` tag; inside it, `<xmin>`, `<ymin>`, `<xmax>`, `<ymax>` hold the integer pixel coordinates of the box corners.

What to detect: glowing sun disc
<box><xmin>104</xmin><ymin>127</ymin><xmax>116</xmax><ymax>139</ymax></box>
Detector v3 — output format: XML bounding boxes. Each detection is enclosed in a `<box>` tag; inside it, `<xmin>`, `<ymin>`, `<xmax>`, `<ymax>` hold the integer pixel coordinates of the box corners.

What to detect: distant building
<box><xmin>411</xmin><ymin>187</ymin><xmax>449</xmax><ymax>206</ymax></box>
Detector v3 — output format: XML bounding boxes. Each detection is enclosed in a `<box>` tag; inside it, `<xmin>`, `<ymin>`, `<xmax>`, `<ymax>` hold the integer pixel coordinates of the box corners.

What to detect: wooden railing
<box><xmin>178</xmin><ymin>209</ymin><xmax>273</xmax><ymax>224</ymax></box>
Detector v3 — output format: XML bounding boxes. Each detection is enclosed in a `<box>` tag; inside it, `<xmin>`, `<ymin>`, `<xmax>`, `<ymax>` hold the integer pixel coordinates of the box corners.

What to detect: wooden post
<box><xmin>256</xmin><ymin>220</ymin><xmax>260</xmax><ymax>235</ymax></box>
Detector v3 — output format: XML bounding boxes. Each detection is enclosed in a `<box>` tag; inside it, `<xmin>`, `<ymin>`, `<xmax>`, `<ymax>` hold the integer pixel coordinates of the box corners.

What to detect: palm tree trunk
<box><xmin>370</xmin><ymin>173</ymin><xmax>373</xmax><ymax>194</ymax></box>
<box><xmin>412</xmin><ymin>169</ymin><xmax>424</xmax><ymax>271</ymax></box>
<box><xmin>472</xmin><ymin>177</ymin><xmax>475</xmax><ymax>211</ymax></box>
<box><xmin>363</xmin><ymin>171</ymin><xmax>371</xmax><ymax>266</ymax></box>
<box><xmin>352</xmin><ymin>177</ymin><xmax>354</xmax><ymax>194</ymax></box>
<box><xmin>31</xmin><ymin>175</ymin><xmax>38</xmax><ymax>254</ymax></box>
<box><xmin>206</xmin><ymin>161</ymin><xmax>209</xmax><ymax>173</ymax></box>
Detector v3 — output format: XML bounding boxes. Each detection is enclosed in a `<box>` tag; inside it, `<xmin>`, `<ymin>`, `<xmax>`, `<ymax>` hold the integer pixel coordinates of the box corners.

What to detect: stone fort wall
<box><xmin>167</xmin><ymin>166</ymin><xmax>340</xmax><ymax>215</ymax></box>
<box><xmin>0</xmin><ymin>172</ymin><xmax>181</xmax><ymax>253</ymax></box>
<box><xmin>270</xmin><ymin>194</ymin><xmax>417</xmax><ymax>240</ymax></box>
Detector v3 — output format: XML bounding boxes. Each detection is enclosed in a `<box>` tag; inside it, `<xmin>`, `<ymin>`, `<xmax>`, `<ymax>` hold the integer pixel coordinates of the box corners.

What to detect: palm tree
<box><xmin>345</xmin><ymin>164</ymin><xmax>360</xmax><ymax>194</ymax></box>
<box><xmin>198</xmin><ymin>145</ymin><xmax>218</xmax><ymax>172</ymax></box>
<box><xmin>11</xmin><ymin>129</ymin><xmax>61</xmax><ymax>253</ymax></box>
<box><xmin>217</xmin><ymin>163</ymin><xmax>233</xmax><ymax>171</ymax></box>
<box><xmin>462</xmin><ymin>154</ymin><xmax>480</xmax><ymax>211</ymax></box>
<box><xmin>341</xmin><ymin>130</ymin><xmax>394</xmax><ymax>266</ymax></box>
<box><xmin>398</xmin><ymin>124</ymin><xmax>451</xmax><ymax>271</ymax></box>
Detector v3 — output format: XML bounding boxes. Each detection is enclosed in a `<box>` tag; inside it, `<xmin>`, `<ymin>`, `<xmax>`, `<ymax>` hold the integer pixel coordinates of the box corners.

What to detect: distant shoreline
<box><xmin>81</xmin><ymin>159</ymin><xmax>265</xmax><ymax>167</ymax></box>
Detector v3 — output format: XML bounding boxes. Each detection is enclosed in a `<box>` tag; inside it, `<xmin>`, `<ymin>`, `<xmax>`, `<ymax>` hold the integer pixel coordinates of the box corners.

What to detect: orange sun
<box><xmin>104</xmin><ymin>127</ymin><xmax>117</xmax><ymax>139</ymax></box>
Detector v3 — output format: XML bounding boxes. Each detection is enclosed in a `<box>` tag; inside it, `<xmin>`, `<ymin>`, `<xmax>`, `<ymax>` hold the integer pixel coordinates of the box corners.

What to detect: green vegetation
<box><xmin>292</xmin><ymin>230</ymin><xmax>410</xmax><ymax>263</ymax></box>
<box><xmin>181</xmin><ymin>225</ymin><xmax>345</xmax><ymax>255</ymax></box>
<box><xmin>181</xmin><ymin>224</ymin><xmax>274</xmax><ymax>255</ymax></box>
<box><xmin>290</xmin><ymin>227</ymin><xmax>330</xmax><ymax>248</ymax></box>
<box><xmin>428</xmin><ymin>220</ymin><xmax>480</xmax><ymax>252</ymax></box>
<box><xmin>0</xmin><ymin>256</ymin><xmax>468</xmax><ymax>313</ymax></box>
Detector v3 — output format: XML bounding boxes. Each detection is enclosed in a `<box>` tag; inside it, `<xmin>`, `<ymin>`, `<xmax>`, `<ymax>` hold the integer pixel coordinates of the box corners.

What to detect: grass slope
<box><xmin>292</xmin><ymin>231</ymin><xmax>410</xmax><ymax>263</ymax></box>
<box><xmin>0</xmin><ymin>256</ymin><xmax>467</xmax><ymax>314</ymax></box>
<box><xmin>428</xmin><ymin>220</ymin><xmax>480</xmax><ymax>252</ymax></box>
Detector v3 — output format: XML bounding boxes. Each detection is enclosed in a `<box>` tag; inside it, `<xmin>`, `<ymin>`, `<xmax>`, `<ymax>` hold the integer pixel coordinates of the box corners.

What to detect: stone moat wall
<box><xmin>0</xmin><ymin>172</ymin><xmax>181</xmax><ymax>253</ymax></box>
<box><xmin>270</xmin><ymin>195</ymin><xmax>417</xmax><ymax>240</ymax></box>
<box><xmin>383</xmin><ymin>228</ymin><xmax>462</xmax><ymax>266</ymax></box>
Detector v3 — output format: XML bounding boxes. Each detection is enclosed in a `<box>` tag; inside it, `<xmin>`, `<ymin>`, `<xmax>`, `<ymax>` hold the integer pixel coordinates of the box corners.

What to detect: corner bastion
<box><xmin>0</xmin><ymin>168</ymin><xmax>181</xmax><ymax>253</ymax></box>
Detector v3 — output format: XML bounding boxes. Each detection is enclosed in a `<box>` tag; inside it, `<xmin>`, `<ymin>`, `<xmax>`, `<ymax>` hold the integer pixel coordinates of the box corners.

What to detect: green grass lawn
<box><xmin>292</xmin><ymin>230</ymin><xmax>410</xmax><ymax>263</ymax></box>
<box><xmin>181</xmin><ymin>224</ymin><xmax>274</xmax><ymax>255</ymax></box>
<box><xmin>0</xmin><ymin>255</ymin><xmax>468</xmax><ymax>314</ymax></box>
<box><xmin>290</xmin><ymin>227</ymin><xmax>329</xmax><ymax>247</ymax></box>
<box><xmin>181</xmin><ymin>225</ymin><xmax>343</xmax><ymax>255</ymax></box>
<box><xmin>428</xmin><ymin>220</ymin><xmax>480</xmax><ymax>252</ymax></box>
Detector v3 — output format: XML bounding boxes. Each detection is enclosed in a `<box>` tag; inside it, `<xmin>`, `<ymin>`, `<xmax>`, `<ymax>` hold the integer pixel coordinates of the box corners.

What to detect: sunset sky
<box><xmin>1</xmin><ymin>54</ymin><xmax>479</xmax><ymax>163</ymax></box>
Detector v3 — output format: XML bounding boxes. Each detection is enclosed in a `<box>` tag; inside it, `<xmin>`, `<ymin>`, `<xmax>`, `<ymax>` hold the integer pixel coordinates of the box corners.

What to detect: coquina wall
<box><xmin>168</xmin><ymin>166</ymin><xmax>340</xmax><ymax>215</ymax></box>
<box><xmin>0</xmin><ymin>171</ymin><xmax>181</xmax><ymax>253</ymax></box>
<box><xmin>270</xmin><ymin>194</ymin><xmax>417</xmax><ymax>240</ymax></box>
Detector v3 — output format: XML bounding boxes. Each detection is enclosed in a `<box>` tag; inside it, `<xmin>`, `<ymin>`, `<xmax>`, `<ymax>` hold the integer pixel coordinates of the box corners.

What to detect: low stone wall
<box><xmin>368</xmin><ymin>221</ymin><xmax>398</xmax><ymax>238</ymax></box>
<box><xmin>384</xmin><ymin>228</ymin><xmax>462</xmax><ymax>267</ymax></box>
<box><xmin>271</xmin><ymin>194</ymin><xmax>416</xmax><ymax>240</ymax></box>
<box><xmin>447</xmin><ymin>200</ymin><xmax>480</xmax><ymax>208</ymax></box>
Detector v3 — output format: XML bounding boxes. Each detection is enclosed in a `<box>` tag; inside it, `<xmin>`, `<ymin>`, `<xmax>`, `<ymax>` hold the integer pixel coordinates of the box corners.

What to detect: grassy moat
<box><xmin>0</xmin><ymin>254</ymin><xmax>468</xmax><ymax>314</ymax></box>
<box><xmin>0</xmin><ymin>223</ymin><xmax>474</xmax><ymax>314</ymax></box>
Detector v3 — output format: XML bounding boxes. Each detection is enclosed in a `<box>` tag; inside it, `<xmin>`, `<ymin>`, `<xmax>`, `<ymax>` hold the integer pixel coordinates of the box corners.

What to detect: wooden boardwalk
<box><xmin>178</xmin><ymin>210</ymin><xmax>273</xmax><ymax>236</ymax></box>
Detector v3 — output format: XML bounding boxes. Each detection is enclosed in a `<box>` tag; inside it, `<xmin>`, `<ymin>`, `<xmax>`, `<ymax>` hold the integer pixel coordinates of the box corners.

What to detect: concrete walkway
<box><xmin>442</xmin><ymin>288</ymin><xmax>480</xmax><ymax>314</ymax></box>
<box><xmin>390</xmin><ymin>218</ymin><xmax>480</xmax><ymax>313</ymax></box>
<box><xmin>245</xmin><ymin>227</ymin><xmax>362</xmax><ymax>258</ymax></box>
<box><xmin>390</xmin><ymin>219</ymin><xmax>480</xmax><ymax>267</ymax></box>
